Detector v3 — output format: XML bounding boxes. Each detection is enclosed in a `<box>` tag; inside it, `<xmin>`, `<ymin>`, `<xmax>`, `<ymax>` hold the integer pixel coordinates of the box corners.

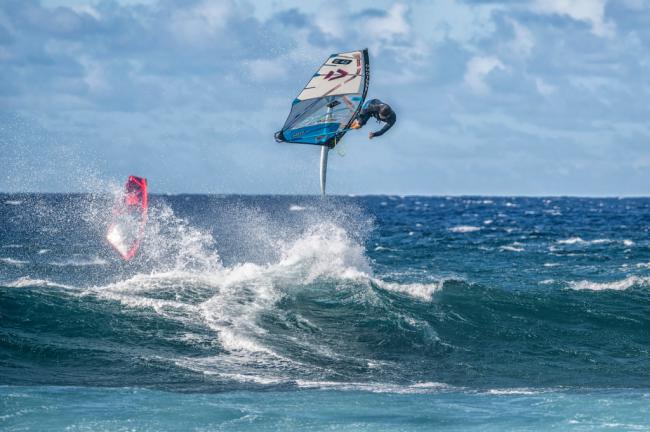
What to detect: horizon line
<box><xmin>2</xmin><ymin>192</ymin><xmax>650</xmax><ymax>199</ymax></box>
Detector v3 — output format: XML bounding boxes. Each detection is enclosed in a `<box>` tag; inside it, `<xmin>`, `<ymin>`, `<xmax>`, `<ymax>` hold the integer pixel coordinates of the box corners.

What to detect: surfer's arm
<box><xmin>371</xmin><ymin>112</ymin><xmax>396</xmax><ymax>137</ymax></box>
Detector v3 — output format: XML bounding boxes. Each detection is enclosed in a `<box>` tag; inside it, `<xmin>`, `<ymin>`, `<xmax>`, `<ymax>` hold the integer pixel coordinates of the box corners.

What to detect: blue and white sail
<box><xmin>275</xmin><ymin>49</ymin><xmax>370</xmax><ymax>196</ymax></box>
<box><xmin>275</xmin><ymin>49</ymin><xmax>370</xmax><ymax>148</ymax></box>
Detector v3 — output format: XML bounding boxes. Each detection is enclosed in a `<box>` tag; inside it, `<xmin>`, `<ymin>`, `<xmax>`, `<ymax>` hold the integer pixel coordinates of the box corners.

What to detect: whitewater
<box><xmin>2</xmin><ymin>194</ymin><xmax>650</xmax><ymax>431</ymax></box>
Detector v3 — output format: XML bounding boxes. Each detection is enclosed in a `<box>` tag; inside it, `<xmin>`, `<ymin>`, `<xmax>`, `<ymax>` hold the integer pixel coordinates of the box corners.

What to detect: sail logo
<box><xmin>290</xmin><ymin>129</ymin><xmax>307</xmax><ymax>139</ymax></box>
<box><xmin>323</xmin><ymin>69</ymin><xmax>348</xmax><ymax>81</ymax></box>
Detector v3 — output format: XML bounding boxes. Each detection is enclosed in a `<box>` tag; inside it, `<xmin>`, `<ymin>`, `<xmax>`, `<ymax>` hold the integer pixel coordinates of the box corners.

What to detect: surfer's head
<box><xmin>379</xmin><ymin>104</ymin><xmax>392</xmax><ymax>120</ymax></box>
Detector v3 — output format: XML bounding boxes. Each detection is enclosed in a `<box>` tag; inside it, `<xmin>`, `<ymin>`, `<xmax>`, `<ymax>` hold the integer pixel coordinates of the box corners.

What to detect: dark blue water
<box><xmin>2</xmin><ymin>194</ymin><xmax>650</xmax><ymax>430</ymax></box>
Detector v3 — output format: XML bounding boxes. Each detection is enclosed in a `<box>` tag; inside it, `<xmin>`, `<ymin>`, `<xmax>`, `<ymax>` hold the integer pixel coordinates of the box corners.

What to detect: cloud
<box><xmin>534</xmin><ymin>77</ymin><xmax>555</xmax><ymax>96</ymax></box>
<box><xmin>312</xmin><ymin>5</ymin><xmax>346</xmax><ymax>39</ymax></box>
<box><xmin>464</xmin><ymin>55</ymin><xmax>506</xmax><ymax>93</ymax></box>
<box><xmin>507</xmin><ymin>18</ymin><xmax>534</xmax><ymax>57</ymax></box>
<box><xmin>360</xmin><ymin>3</ymin><xmax>410</xmax><ymax>42</ymax></box>
<box><xmin>246</xmin><ymin>58</ymin><xmax>286</xmax><ymax>83</ymax></box>
<box><xmin>620</xmin><ymin>0</ymin><xmax>650</xmax><ymax>10</ymax></box>
<box><xmin>413</xmin><ymin>0</ymin><xmax>501</xmax><ymax>45</ymax></box>
<box><xmin>170</xmin><ymin>0</ymin><xmax>233</xmax><ymax>44</ymax></box>
<box><xmin>531</xmin><ymin>0</ymin><xmax>615</xmax><ymax>37</ymax></box>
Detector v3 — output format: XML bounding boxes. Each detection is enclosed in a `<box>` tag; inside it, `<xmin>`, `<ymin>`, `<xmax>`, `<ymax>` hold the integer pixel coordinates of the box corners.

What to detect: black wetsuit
<box><xmin>356</xmin><ymin>99</ymin><xmax>396</xmax><ymax>137</ymax></box>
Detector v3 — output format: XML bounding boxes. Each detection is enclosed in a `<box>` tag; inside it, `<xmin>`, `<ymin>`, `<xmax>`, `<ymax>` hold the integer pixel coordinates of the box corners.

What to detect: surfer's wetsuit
<box><xmin>356</xmin><ymin>99</ymin><xmax>396</xmax><ymax>137</ymax></box>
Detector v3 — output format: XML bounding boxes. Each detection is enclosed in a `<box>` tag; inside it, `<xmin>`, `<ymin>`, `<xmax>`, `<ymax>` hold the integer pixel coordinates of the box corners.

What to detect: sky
<box><xmin>1</xmin><ymin>0</ymin><xmax>650</xmax><ymax>195</ymax></box>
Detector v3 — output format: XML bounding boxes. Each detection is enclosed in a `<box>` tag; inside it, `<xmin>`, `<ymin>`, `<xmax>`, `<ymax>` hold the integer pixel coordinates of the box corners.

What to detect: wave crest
<box><xmin>568</xmin><ymin>276</ymin><xmax>650</xmax><ymax>291</ymax></box>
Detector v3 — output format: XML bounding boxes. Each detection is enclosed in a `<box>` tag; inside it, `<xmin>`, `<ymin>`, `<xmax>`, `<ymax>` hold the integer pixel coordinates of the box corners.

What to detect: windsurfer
<box><xmin>350</xmin><ymin>99</ymin><xmax>396</xmax><ymax>139</ymax></box>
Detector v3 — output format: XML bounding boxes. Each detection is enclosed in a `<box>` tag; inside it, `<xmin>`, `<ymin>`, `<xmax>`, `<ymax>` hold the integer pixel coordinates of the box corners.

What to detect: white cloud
<box><xmin>569</xmin><ymin>75</ymin><xmax>619</xmax><ymax>95</ymax></box>
<box><xmin>81</xmin><ymin>58</ymin><xmax>109</xmax><ymax>93</ymax></box>
<box><xmin>361</xmin><ymin>3</ymin><xmax>410</xmax><ymax>42</ymax></box>
<box><xmin>69</xmin><ymin>5</ymin><xmax>101</xmax><ymax>20</ymax></box>
<box><xmin>246</xmin><ymin>58</ymin><xmax>286</xmax><ymax>83</ymax></box>
<box><xmin>508</xmin><ymin>19</ymin><xmax>534</xmax><ymax>57</ymax></box>
<box><xmin>535</xmin><ymin>77</ymin><xmax>556</xmax><ymax>96</ymax></box>
<box><xmin>464</xmin><ymin>56</ymin><xmax>506</xmax><ymax>94</ymax></box>
<box><xmin>531</xmin><ymin>0</ymin><xmax>615</xmax><ymax>38</ymax></box>
<box><xmin>620</xmin><ymin>0</ymin><xmax>650</xmax><ymax>10</ymax></box>
<box><xmin>171</xmin><ymin>0</ymin><xmax>233</xmax><ymax>44</ymax></box>
<box><xmin>412</xmin><ymin>0</ymin><xmax>500</xmax><ymax>45</ymax></box>
<box><xmin>313</xmin><ymin>6</ymin><xmax>345</xmax><ymax>39</ymax></box>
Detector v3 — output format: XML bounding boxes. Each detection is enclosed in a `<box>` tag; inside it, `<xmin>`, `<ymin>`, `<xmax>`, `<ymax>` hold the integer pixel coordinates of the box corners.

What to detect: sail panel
<box><xmin>297</xmin><ymin>51</ymin><xmax>366</xmax><ymax>101</ymax></box>
<box><xmin>276</xmin><ymin>49</ymin><xmax>369</xmax><ymax>147</ymax></box>
<box><xmin>106</xmin><ymin>176</ymin><xmax>148</xmax><ymax>261</ymax></box>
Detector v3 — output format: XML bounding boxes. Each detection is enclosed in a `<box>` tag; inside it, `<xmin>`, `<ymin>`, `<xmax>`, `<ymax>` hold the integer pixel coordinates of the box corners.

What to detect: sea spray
<box><xmin>3</xmin><ymin>195</ymin><xmax>650</xmax><ymax>393</ymax></box>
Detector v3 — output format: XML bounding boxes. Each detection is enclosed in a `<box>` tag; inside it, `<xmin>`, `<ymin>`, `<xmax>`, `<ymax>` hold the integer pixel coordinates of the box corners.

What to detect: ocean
<box><xmin>2</xmin><ymin>194</ymin><xmax>650</xmax><ymax>430</ymax></box>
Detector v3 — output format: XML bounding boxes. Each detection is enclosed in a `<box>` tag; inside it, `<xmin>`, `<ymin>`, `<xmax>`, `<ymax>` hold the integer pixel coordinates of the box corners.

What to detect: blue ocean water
<box><xmin>2</xmin><ymin>194</ymin><xmax>650</xmax><ymax>430</ymax></box>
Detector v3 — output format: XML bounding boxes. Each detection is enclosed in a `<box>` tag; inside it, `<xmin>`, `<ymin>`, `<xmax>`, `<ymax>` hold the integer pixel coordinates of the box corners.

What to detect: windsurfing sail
<box><xmin>106</xmin><ymin>175</ymin><xmax>148</xmax><ymax>261</ymax></box>
<box><xmin>275</xmin><ymin>49</ymin><xmax>370</xmax><ymax>148</ymax></box>
<box><xmin>275</xmin><ymin>49</ymin><xmax>370</xmax><ymax>196</ymax></box>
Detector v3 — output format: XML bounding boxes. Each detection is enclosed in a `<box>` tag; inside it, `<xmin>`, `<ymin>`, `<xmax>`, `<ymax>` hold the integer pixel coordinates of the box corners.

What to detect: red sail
<box><xmin>106</xmin><ymin>176</ymin><xmax>148</xmax><ymax>260</ymax></box>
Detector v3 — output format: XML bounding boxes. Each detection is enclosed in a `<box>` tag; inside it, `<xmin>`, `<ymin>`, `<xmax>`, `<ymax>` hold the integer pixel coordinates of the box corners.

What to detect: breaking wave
<box><xmin>0</xmin><ymin>257</ymin><xmax>29</xmax><ymax>267</ymax></box>
<box><xmin>448</xmin><ymin>225</ymin><xmax>481</xmax><ymax>233</ymax></box>
<box><xmin>49</xmin><ymin>256</ymin><xmax>108</xmax><ymax>267</ymax></box>
<box><xmin>568</xmin><ymin>276</ymin><xmax>650</xmax><ymax>291</ymax></box>
<box><xmin>556</xmin><ymin>237</ymin><xmax>635</xmax><ymax>247</ymax></box>
<box><xmin>4</xmin><ymin>276</ymin><xmax>73</xmax><ymax>289</ymax></box>
<box><xmin>3</xmin><ymin>195</ymin><xmax>650</xmax><ymax>392</ymax></box>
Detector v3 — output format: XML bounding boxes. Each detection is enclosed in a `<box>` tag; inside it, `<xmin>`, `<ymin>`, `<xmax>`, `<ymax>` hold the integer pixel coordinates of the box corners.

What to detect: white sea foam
<box><xmin>87</xmin><ymin>220</ymin><xmax>382</xmax><ymax>381</ymax></box>
<box><xmin>276</xmin><ymin>223</ymin><xmax>446</xmax><ymax>301</ymax></box>
<box><xmin>4</xmin><ymin>277</ymin><xmax>72</xmax><ymax>289</ymax></box>
<box><xmin>484</xmin><ymin>388</ymin><xmax>540</xmax><ymax>395</ymax></box>
<box><xmin>289</xmin><ymin>204</ymin><xmax>306</xmax><ymax>212</ymax></box>
<box><xmin>568</xmin><ymin>276</ymin><xmax>650</xmax><ymax>291</ymax></box>
<box><xmin>205</xmin><ymin>371</ymin><xmax>287</xmax><ymax>385</ymax></box>
<box><xmin>136</xmin><ymin>203</ymin><xmax>222</xmax><ymax>271</ymax></box>
<box><xmin>275</xmin><ymin>223</ymin><xmax>371</xmax><ymax>282</ymax></box>
<box><xmin>0</xmin><ymin>257</ymin><xmax>28</xmax><ymax>267</ymax></box>
<box><xmin>557</xmin><ymin>237</ymin><xmax>585</xmax><ymax>245</ymax></box>
<box><xmin>295</xmin><ymin>380</ymin><xmax>452</xmax><ymax>394</ymax></box>
<box><xmin>374</xmin><ymin>280</ymin><xmax>444</xmax><ymax>301</ymax></box>
<box><xmin>4</xmin><ymin>200</ymin><xmax>22</xmax><ymax>205</ymax></box>
<box><xmin>557</xmin><ymin>237</ymin><xmax>631</xmax><ymax>247</ymax></box>
<box><xmin>97</xmin><ymin>288</ymin><xmax>198</xmax><ymax>317</ymax></box>
<box><xmin>500</xmin><ymin>243</ymin><xmax>524</xmax><ymax>252</ymax></box>
<box><xmin>448</xmin><ymin>225</ymin><xmax>481</xmax><ymax>233</ymax></box>
<box><xmin>49</xmin><ymin>256</ymin><xmax>108</xmax><ymax>267</ymax></box>
<box><xmin>83</xmin><ymin>203</ymin><xmax>453</xmax><ymax>385</ymax></box>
